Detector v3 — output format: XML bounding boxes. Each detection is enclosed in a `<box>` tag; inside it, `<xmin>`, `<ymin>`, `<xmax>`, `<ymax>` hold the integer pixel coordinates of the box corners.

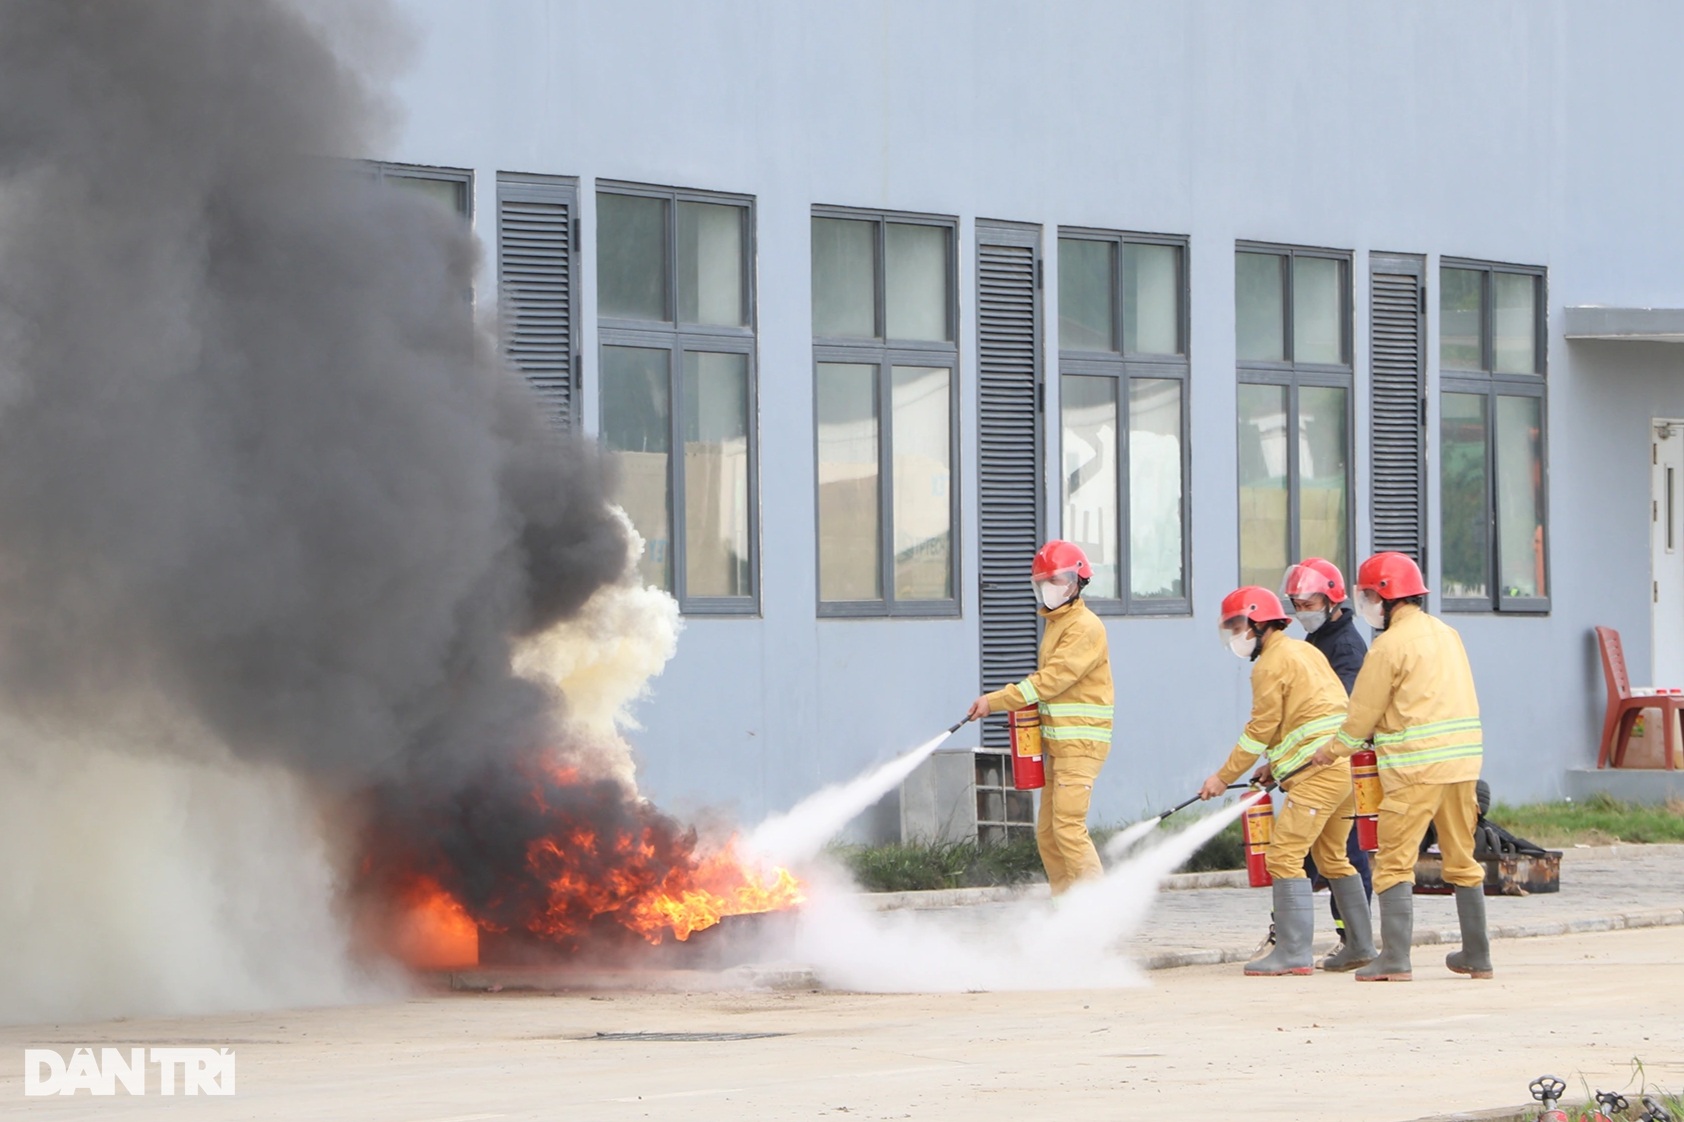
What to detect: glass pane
<box><xmin>598</xmin><ymin>193</ymin><xmax>667</xmax><ymax>321</ymax></box>
<box><xmin>1494</xmin><ymin>273</ymin><xmax>1539</xmax><ymax>375</ymax></box>
<box><xmin>891</xmin><ymin>366</ymin><xmax>952</xmax><ymax>599</ymax></box>
<box><xmin>1124</xmin><ymin>242</ymin><xmax>1180</xmax><ymax>355</ymax></box>
<box><xmin>387</xmin><ymin>174</ymin><xmax>467</xmax><ymax>216</ymax></box>
<box><xmin>811</xmin><ymin>217</ymin><xmax>876</xmax><ymax>338</ymax></box>
<box><xmin>1441</xmin><ymin>393</ymin><xmax>1490</xmax><ymax>600</ymax></box>
<box><xmin>682</xmin><ymin>352</ymin><xmax>750</xmax><ymax>598</ymax></box>
<box><xmin>1061</xmin><ymin>375</ymin><xmax>1119</xmax><ymax>599</ymax></box>
<box><xmin>1058</xmin><ymin>238</ymin><xmax>1116</xmax><ymax>352</ymax></box>
<box><xmin>885</xmin><ymin>223</ymin><xmax>950</xmax><ymax>342</ymax></box>
<box><xmin>1298</xmin><ymin>385</ymin><xmax>1349</xmax><ymax>580</ymax></box>
<box><xmin>817</xmin><ymin>363</ymin><xmax>880</xmax><ymax>600</ymax></box>
<box><xmin>677</xmin><ymin>202</ymin><xmax>746</xmax><ymax>327</ymax></box>
<box><xmin>601</xmin><ymin>346</ymin><xmax>672</xmax><ymax>590</ymax></box>
<box><xmin>1238</xmin><ymin>383</ymin><xmax>1290</xmax><ymax>589</ymax></box>
<box><xmin>1236</xmin><ymin>252</ymin><xmax>1286</xmax><ymax>362</ymax></box>
<box><xmin>1496</xmin><ymin>395</ymin><xmax>1546</xmax><ymax>598</ymax></box>
<box><xmin>1440</xmin><ymin>267</ymin><xmax>1483</xmax><ymax>371</ymax></box>
<box><xmin>1292</xmin><ymin>256</ymin><xmax>1344</xmax><ymax>365</ymax></box>
<box><xmin>1130</xmin><ymin>378</ymin><xmax>1184</xmax><ymax>599</ymax></box>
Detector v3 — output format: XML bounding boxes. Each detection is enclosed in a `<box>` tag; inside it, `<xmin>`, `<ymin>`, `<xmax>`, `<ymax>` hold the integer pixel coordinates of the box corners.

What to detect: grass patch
<box><xmin>837</xmin><ymin>818</ymin><xmax>1247</xmax><ymax>893</ymax></box>
<box><xmin>1489</xmin><ymin>792</ymin><xmax>1684</xmax><ymax>847</ymax></box>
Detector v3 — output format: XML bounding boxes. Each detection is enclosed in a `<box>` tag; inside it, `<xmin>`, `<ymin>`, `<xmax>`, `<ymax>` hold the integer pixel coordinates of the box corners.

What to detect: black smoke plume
<box><xmin>0</xmin><ymin>0</ymin><xmax>629</xmax><ymax>793</ymax></box>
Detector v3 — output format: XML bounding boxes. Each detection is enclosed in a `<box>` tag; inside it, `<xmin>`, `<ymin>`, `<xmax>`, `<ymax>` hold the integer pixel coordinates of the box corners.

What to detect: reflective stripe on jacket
<box><xmin>1331</xmin><ymin>602</ymin><xmax>1482</xmax><ymax>789</ymax></box>
<box><xmin>986</xmin><ymin>598</ymin><xmax>1113</xmax><ymax>759</ymax></box>
<box><xmin>1215</xmin><ymin>630</ymin><xmax>1351</xmax><ymax>787</ymax></box>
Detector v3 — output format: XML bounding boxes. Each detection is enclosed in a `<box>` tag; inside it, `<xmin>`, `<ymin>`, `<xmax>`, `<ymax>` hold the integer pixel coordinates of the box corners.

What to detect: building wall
<box><xmin>382</xmin><ymin>0</ymin><xmax>1684</xmax><ymax>829</ymax></box>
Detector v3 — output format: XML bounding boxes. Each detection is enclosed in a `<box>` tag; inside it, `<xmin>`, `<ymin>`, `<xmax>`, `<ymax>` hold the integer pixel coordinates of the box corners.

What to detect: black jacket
<box><xmin>1305</xmin><ymin>608</ymin><xmax>1368</xmax><ymax>694</ymax></box>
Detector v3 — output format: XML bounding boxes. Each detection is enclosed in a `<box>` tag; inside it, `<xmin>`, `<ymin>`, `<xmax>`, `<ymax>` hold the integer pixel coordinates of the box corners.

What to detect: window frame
<box><xmin>1438</xmin><ymin>258</ymin><xmax>1549</xmax><ymax>615</ymax></box>
<box><xmin>370</xmin><ymin>162</ymin><xmax>474</xmax><ymax>220</ymax></box>
<box><xmin>597</xmin><ymin>181</ymin><xmax>760</xmax><ymax>616</ymax></box>
<box><xmin>812</xmin><ymin>205</ymin><xmax>961</xmax><ymax>618</ymax></box>
<box><xmin>1056</xmin><ymin>227</ymin><xmax>1192</xmax><ymax>616</ymax></box>
<box><xmin>1233</xmin><ymin>241</ymin><xmax>1357</xmax><ymax>591</ymax></box>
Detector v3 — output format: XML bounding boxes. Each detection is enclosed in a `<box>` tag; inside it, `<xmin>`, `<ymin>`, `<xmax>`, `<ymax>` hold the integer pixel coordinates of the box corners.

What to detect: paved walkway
<box><xmin>863</xmin><ymin>843</ymin><xmax>1684</xmax><ymax>970</ymax></box>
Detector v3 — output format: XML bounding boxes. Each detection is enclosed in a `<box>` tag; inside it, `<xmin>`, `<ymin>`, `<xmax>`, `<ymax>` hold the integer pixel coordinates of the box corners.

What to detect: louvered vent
<box><xmin>498</xmin><ymin>177</ymin><xmax>576</xmax><ymax>428</ymax></box>
<box><xmin>1370</xmin><ymin>263</ymin><xmax>1425</xmax><ymax>564</ymax></box>
<box><xmin>976</xmin><ymin>227</ymin><xmax>1042</xmax><ymax>750</ymax></box>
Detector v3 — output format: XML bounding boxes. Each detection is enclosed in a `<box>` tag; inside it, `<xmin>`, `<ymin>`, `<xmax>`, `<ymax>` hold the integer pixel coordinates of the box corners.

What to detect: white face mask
<box><xmin>1359</xmin><ymin>598</ymin><xmax>1386</xmax><ymax>630</ymax></box>
<box><xmin>1039</xmin><ymin>581</ymin><xmax>1073</xmax><ymax>611</ymax></box>
<box><xmin>1227</xmin><ymin>631</ymin><xmax>1257</xmax><ymax>660</ymax></box>
<box><xmin>1295</xmin><ymin>609</ymin><xmax>1330</xmax><ymax>634</ymax></box>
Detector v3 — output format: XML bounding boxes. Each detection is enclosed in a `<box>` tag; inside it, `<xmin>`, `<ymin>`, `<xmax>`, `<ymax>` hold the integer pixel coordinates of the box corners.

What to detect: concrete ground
<box><xmin>5</xmin><ymin>846</ymin><xmax>1682</xmax><ymax>1121</ymax></box>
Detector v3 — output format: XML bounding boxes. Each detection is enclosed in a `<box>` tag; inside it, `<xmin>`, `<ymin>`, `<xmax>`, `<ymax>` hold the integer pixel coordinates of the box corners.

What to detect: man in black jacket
<box><xmin>1283</xmin><ymin>558</ymin><xmax>1374</xmax><ymax>969</ymax></box>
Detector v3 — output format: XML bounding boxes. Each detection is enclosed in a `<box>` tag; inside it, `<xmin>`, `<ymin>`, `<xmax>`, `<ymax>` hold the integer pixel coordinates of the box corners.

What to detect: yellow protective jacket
<box><xmin>1215</xmin><ymin>630</ymin><xmax>1350</xmax><ymax>787</ymax></box>
<box><xmin>1331</xmin><ymin>602</ymin><xmax>1482</xmax><ymax>789</ymax></box>
<box><xmin>984</xmin><ymin>597</ymin><xmax>1113</xmax><ymax>759</ymax></box>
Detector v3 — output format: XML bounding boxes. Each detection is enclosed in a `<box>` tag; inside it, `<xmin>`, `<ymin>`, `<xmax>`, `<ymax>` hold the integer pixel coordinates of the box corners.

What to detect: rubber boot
<box><xmin>1445</xmin><ymin>884</ymin><xmax>1494</xmax><ymax>978</ymax></box>
<box><xmin>1245</xmin><ymin>877</ymin><xmax>1314</xmax><ymax>976</ymax></box>
<box><xmin>1321</xmin><ymin>875</ymin><xmax>1377</xmax><ymax>972</ymax></box>
<box><xmin>1355</xmin><ymin>883</ymin><xmax>1414</xmax><ymax>982</ymax></box>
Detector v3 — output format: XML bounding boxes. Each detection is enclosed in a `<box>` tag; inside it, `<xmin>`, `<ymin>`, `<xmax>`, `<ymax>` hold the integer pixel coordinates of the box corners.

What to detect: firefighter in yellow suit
<box><xmin>1311</xmin><ymin>551</ymin><xmax>1490</xmax><ymax>982</ymax></box>
<box><xmin>968</xmin><ymin>540</ymin><xmax>1112</xmax><ymax>895</ymax></box>
<box><xmin>1197</xmin><ymin>586</ymin><xmax>1376</xmax><ymax>976</ymax></box>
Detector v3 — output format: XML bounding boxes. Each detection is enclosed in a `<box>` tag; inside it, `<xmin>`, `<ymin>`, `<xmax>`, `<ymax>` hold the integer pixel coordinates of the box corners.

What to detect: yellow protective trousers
<box><xmin>1037</xmin><ymin>753</ymin><xmax>1104</xmax><ymax>895</ymax></box>
<box><xmin>1372</xmin><ymin>779</ymin><xmax>1482</xmax><ymax>894</ymax></box>
<box><xmin>1264</xmin><ymin>762</ymin><xmax>1358</xmax><ymax>881</ymax></box>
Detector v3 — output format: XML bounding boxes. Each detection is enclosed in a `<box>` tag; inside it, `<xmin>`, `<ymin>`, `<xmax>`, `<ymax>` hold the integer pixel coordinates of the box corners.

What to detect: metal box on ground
<box><xmin>1413</xmin><ymin>848</ymin><xmax>1562</xmax><ymax>896</ymax></box>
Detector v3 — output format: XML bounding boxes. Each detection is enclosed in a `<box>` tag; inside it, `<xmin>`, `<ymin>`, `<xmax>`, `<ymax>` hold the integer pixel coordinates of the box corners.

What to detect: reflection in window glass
<box><xmin>885</xmin><ymin>224</ymin><xmax>950</xmax><ymax>342</ymax></box>
<box><xmin>812</xmin><ymin>218</ymin><xmax>876</xmax><ymax>338</ymax></box>
<box><xmin>1061</xmin><ymin>375</ymin><xmax>1119</xmax><ymax>599</ymax></box>
<box><xmin>1236</xmin><ymin>252</ymin><xmax>1286</xmax><ymax>362</ymax></box>
<box><xmin>602</xmin><ymin>346</ymin><xmax>672</xmax><ymax>589</ymax></box>
<box><xmin>1440</xmin><ymin>393</ymin><xmax>1490</xmax><ymax>599</ymax></box>
<box><xmin>678</xmin><ymin>202</ymin><xmax>745</xmax><ymax>327</ymax></box>
<box><xmin>1297</xmin><ymin>386</ymin><xmax>1349</xmax><ymax>579</ymax></box>
<box><xmin>1130</xmin><ymin>378</ymin><xmax>1184</xmax><ymax>599</ymax></box>
<box><xmin>1494</xmin><ymin>273</ymin><xmax>1538</xmax><ymax>374</ymax></box>
<box><xmin>1059</xmin><ymin>238</ymin><xmax>1115</xmax><ymax>352</ymax></box>
<box><xmin>598</xmin><ymin>194</ymin><xmax>667</xmax><ymax>321</ymax></box>
<box><xmin>891</xmin><ymin>366</ymin><xmax>952</xmax><ymax>599</ymax></box>
<box><xmin>1292</xmin><ymin>256</ymin><xmax>1343</xmax><ymax>365</ymax></box>
<box><xmin>1440</xmin><ymin>267</ymin><xmax>1483</xmax><ymax>370</ymax></box>
<box><xmin>1238</xmin><ymin>383</ymin><xmax>1290</xmax><ymax>589</ymax></box>
<box><xmin>817</xmin><ymin>363</ymin><xmax>880</xmax><ymax>600</ymax></box>
<box><xmin>1496</xmin><ymin>395</ymin><xmax>1545</xmax><ymax>598</ymax></box>
<box><xmin>1125</xmin><ymin>243</ymin><xmax>1180</xmax><ymax>356</ymax></box>
<box><xmin>683</xmin><ymin>352</ymin><xmax>750</xmax><ymax>597</ymax></box>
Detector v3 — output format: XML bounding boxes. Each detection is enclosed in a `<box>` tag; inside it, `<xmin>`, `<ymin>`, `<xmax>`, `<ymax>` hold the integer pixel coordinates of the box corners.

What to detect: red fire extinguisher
<box><xmin>1242</xmin><ymin>789</ymin><xmax>1274</xmax><ymax>887</ymax></box>
<box><xmin>1007</xmin><ymin>707</ymin><xmax>1045</xmax><ymax>790</ymax></box>
<box><xmin>1351</xmin><ymin>748</ymin><xmax>1381</xmax><ymax>852</ymax></box>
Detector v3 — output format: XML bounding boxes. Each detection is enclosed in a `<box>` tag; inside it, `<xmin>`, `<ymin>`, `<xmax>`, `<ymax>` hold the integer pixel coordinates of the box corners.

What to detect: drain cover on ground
<box><xmin>591</xmin><ymin>1031</ymin><xmax>788</xmax><ymax>1042</ymax></box>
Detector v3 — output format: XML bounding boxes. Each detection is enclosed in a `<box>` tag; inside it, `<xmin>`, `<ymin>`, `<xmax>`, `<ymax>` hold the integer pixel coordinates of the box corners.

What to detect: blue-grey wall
<box><xmin>381</xmin><ymin>0</ymin><xmax>1684</xmax><ymax>828</ymax></box>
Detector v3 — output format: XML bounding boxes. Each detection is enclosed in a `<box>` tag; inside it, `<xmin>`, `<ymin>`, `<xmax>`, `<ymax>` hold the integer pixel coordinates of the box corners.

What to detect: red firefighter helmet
<box><xmin>1282</xmin><ymin>557</ymin><xmax>1346</xmax><ymax>604</ymax></box>
<box><xmin>1219</xmin><ymin>586</ymin><xmax>1291</xmax><ymax>629</ymax></box>
<box><xmin>1031</xmin><ymin>540</ymin><xmax>1092</xmax><ymax>582</ymax></box>
<box><xmin>1355</xmin><ymin>552</ymin><xmax>1428</xmax><ymax>600</ymax></box>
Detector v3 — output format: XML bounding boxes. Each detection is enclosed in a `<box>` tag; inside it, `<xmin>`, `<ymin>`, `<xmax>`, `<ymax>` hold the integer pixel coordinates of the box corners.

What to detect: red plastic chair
<box><xmin>1595</xmin><ymin>626</ymin><xmax>1682</xmax><ymax>769</ymax></box>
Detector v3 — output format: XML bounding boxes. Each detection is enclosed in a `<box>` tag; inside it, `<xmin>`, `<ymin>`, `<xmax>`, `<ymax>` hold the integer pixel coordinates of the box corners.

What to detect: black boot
<box><xmin>1445</xmin><ymin>884</ymin><xmax>1494</xmax><ymax>978</ymax></box>
<box><xmin>1245</xmin><ymin>878</ymin><xmax>1314</xmax><ymax>976</ymax></box>
<box><xmin>1321</xmin><ymin>875</ymin><xmax>1377</xmax><ymax>971</ymax></box>
<box><xmin>1355</xmin><ymin>883</ymin><xmax>1413</xmax><ymax>982</ymax></box>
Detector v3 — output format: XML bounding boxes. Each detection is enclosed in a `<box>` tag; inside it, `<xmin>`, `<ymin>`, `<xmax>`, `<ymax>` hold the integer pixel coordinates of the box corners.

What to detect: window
<box><xmin>1439</xmin><ymin>260</ymin><xmax>1547</xmax><ymax>612</ymax></box>
<box><xmin>597</xmin><ymin>184</ymin><xmax>756</xmax><ymax>613</ymax></box>
<box><xmin>1235</xmin><ymin>244</ymin><xmax>1353</xmax><ymax>591</ymax></box>
<box><xmin>372</xmin><ymin>163</ymin><xmax>473</xmax><ymax>218</ymax></box>
<box><xmin>813</xmin><ymin>208</ymin><xmax>958</xmax><ymax>615</ymax></box>
<box><xmin>1057</xmin><ymin>231</ymin><xmax>1189</xmax><ymax>613</ymax></box>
